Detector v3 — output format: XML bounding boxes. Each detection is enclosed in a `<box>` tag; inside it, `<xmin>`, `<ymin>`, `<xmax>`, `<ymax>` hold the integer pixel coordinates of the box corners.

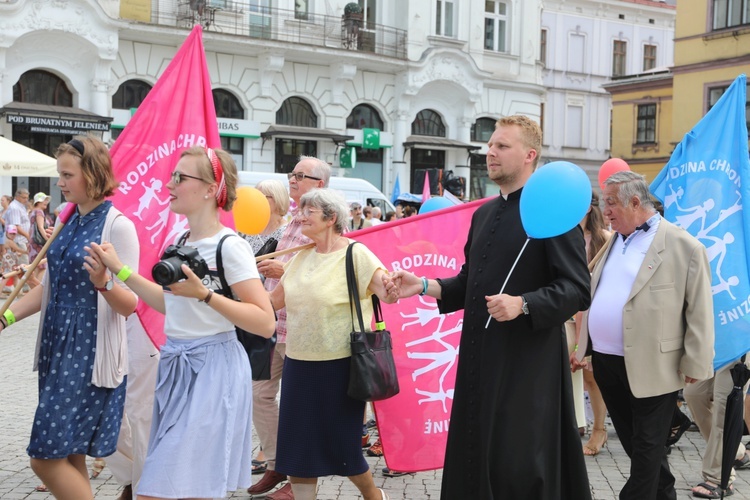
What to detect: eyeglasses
<box><xmin>288</xmin><ymin>171</ymin><xmax>322</xmax><ymax>182</ymax></box>
<box><xmin>300</xmin><ymin>208</ymin><xmax>322</xmax><ymax>218</ymax></box>
<box><xmin>171</xmin><ymin>171</ymin><xmax>206</xmax><ymax>185</ymax></box>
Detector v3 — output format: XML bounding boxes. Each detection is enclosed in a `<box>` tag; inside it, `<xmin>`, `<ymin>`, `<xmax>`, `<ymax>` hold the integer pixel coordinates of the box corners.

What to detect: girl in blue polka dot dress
<box><xmin>0</xmin><ymin>136</ymin><xmax>139</xmax><ymax>499</ymax></box>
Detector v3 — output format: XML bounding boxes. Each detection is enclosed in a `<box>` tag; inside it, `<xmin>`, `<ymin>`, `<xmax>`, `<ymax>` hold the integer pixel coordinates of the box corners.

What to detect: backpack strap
<box><xmin>215</xmin><ymin>233</ymin><xmax>236</xmax><ymax>298</ymax></box>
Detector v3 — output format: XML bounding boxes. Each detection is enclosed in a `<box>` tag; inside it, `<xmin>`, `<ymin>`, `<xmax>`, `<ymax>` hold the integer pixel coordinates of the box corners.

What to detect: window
<box><xmin>708</xmin><ymin>84</ymin><xmax>750</xmax><ymax>137</ymax></box>
<box><xmin>568</xmin><ymin>34</ymin><xmax>585</xmax><ymax>73</ymax></box>
<box><xmin>643</xmin><ymin>44</ymin><xmax>657</xmax><ymax>71</ymax></box>
<box><xmin>712</xmin><ymin>0</ymin><xmax>750</xmax><ymax>30</ymax></box>
<box><xmin>636</xmin><ymin>103</ymin><xmax>657</xmax><ymax>144</ymax></box>
<box><xmin>13</xmin><ymin>70</ymin><xmax>72</xmax><ymax>106</ymax></box>
<box><xmin>612</xmin><ymin>40</ymin><xmax>627</xmax><ymax>77</ymax></box>
<box><xmin>249</xmin><ymin>0</ymin><xmax>272</xmax><ymax>39</ymax></box>
<box><xmin>277</xmin><ymin>97</ymin><xmax>317</xmax><ymax>127</ymax></box>
<box><xmin>358</xmin><ymin>0</ymin><xmax>377</xmax><ymax>29</ymax></box>
<box><xmin>213</xmin><ymin>90</ymin><xmax>244</xmax><ymax>164</ymax></box>
<box><xmin>346</xmin><ymin>104</ymin><xmax>384</xmax><ymax>130</ymax></box>
<box><xmin>540</xmin><ymin>29</ymin><xmax>547</xmax><ymax>65</ymax></box>
<box><xmin>471</xmin><ymin>117</ymin><xmax>496</xmax><ymax>143</ymax></box>
<box><xmin>213</xmin><ymin>89</ymin><xmax>244</xmax><ymax>119</ymax></box>
<box><xmin>112</xmin><ymin>80</ymin><xmax>152</xmax><ymax>109</ymax></box>
<box><xmin>346</xmin><ymin>104</ymin><xmax>384</xmax><ymax>167</ymax></box>
<box><xmin>411</xmin><ymin>109</ymin><xmax>446</xmax><ymax>137</ymax></box>
<box><xmin>436</xmin><ymin>0</ymin><xmax>456</xmax><ymax>37</ymax></box>
<box><xmin>294</xmin><ymin>0</ymin><xmax>308</xmax><ymax>21</ymax></box>
<box><xmin>566</xmin><ymin>105</ymin><xmax>583</xmax><ymax>148</ymax></box>
<box><xmin>484</xmin><ymin>1</ymin><xmax>508</xmax><ymax>52</ymax></box>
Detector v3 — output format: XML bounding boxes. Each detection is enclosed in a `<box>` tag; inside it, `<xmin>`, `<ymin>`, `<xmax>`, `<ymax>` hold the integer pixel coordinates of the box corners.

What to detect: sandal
<box><xmin>367</xmin><ymin>438</ymin><xmax>384</xmax><ymax>457</ymax></box>
<box><xmin>35</xmin><ymin>484</ymin><xmax>48</xmax><ymax>492</ymax></box>
<box><xmin>666</xmin><ymin>412</ymin><xmax>693</xmax><ymax>446</ymax></box>
<box><xmin>90</xmin><ymin>457</ymin><xmax>106</xmax><ymax>479</ymax></box>
<box><xmin>735</xmin><ymin>452</ymin><xmax>750</xmax><ymax>470</ymax></box>
<box><xmin>692</xmin><ymin>481</ymin><xmax>733</xmax><ymax>498</ymax></box>
<box><xmin>252</xmin><ymin>459</ymin><xmax>268</xmax><ymax>475</ymax></box>
<box><xmin>583</xmin><ymin>427</ymin><xmax>608</xmax><ymax>456</ymax></box>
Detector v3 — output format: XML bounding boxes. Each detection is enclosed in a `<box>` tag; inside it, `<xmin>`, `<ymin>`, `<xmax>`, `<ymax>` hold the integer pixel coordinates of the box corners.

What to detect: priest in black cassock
<box><xmin>388</xmin><ymin>115</ymin><xmax>592</xmax><ymax>499</ymax></box>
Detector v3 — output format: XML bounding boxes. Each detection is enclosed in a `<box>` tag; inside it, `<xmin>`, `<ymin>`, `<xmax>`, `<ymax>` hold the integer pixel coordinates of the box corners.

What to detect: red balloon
<box><xmin>598</xmin><ymin>158</ymin><xmax>630</xmax><ymax>190</ymax></box>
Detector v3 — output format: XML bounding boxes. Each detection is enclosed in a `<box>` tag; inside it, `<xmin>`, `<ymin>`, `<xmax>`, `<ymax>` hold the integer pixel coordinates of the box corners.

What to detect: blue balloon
<box><xmin>520</xmin><ymin>161</ymin><xmax>592</xmax><ymax>239</ymax></box>
<box><xmin>418</xmin><ymin>196</ymin><xmax>454</xmax><ymax>214</ymax></box>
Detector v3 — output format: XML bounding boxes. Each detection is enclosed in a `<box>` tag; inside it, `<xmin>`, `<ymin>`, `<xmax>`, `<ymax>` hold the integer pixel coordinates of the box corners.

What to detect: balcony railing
<box><xmin>145</xmin><ymin>1</ymin><xmax>407</xmax><ymax>60</ymax></box>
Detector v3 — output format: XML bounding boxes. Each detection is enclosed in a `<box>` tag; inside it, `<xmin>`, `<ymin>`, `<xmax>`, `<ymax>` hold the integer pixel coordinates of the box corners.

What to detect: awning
<box><xmin>1</xmin><ymin>102</ymin><xmax>112</xmax><ymax>134</ymax></box>
<box><xmin>0</xmin><ymin>136</ymin><xmax>58</xmax><ymax>177</ymax></box>
<box><xmin>261</xmin><ymin>125</ymin><xmax>353</xmax><ymax>145</ymax></box>
<box><xmin>403</xmin><ymin>135</ymin><xmax>481</xmax><ymax>153</ymax></box>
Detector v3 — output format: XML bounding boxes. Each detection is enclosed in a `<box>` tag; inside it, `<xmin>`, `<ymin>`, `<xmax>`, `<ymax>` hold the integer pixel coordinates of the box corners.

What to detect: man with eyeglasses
<box><xmin>5</xmin><ymin>188</ymin><xmax>31</xmax><ymax>267</ymax></box>
<box><xmin>348</xmin><ymin>202</ymin><xmax>371</xmax><ymax>231</ymax></box>
<box><xmin>249</xmin><ymin>156</ymin><xmax>330</xmax><ymax>500</ymax></box>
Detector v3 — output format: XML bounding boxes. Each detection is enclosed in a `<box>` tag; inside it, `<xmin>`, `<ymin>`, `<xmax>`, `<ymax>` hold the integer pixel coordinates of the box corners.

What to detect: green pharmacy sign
<box><xmin>362</xmin><ymin>128</ymin><xmax>380</xmax><ymax>149</ymax></box>
<box><xmin>340</xmin><ymin>147</ymin><xmax>357</xmax><ymax>168</ymax></box>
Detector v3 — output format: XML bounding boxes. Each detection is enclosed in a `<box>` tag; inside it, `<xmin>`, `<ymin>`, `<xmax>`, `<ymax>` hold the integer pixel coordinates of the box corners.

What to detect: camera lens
<box><xmin>152</xmin><ymin>258</ymin><xmax>184</xmax><ymax>286</ymax></box>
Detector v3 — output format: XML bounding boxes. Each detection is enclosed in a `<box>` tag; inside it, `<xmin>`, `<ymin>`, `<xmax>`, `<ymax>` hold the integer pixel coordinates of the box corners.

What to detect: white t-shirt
<box><xmin>164</xmin><ymin>227</ymin><xmax>260</xmax><ymax>340</ymax></box>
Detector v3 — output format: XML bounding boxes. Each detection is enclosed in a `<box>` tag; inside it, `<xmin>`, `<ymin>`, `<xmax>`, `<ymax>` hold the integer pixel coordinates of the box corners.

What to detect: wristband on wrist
<box><xmin>3</xmin><ymin>309</ymin><xmax>16</xmax><ymax>327</ymax></box>
<box><xmin>116</xmin><ymin>265</ymin><xmax>133</xmax><ymax>282</ymax></box>
<box><xmin>419</xmin><ymin>277</ymin><xmax>428</xmax><ymax>296</ymax></box>
<box><xmin>200</xmin><ymin>289</ymin><xmax>214</xmax><ymax>304</ymax></box>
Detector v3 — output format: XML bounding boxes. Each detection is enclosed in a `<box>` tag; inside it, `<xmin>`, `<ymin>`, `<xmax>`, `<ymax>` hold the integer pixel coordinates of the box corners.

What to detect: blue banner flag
<box><xmin>391</xmin><ymin>173</ymin><xmax>401</xmax><ymax>204</ymax></box>
<box><xmin>650</xmin><ymin>74</ymin><xmax>750</xmax><ymax>370</ymax></box>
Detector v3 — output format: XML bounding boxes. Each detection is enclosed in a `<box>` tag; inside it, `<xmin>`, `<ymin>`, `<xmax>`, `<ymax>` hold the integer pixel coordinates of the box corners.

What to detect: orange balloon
<box><xmin>598</xmin><ymin>158</ymin><xmax>630</xmax><ymax>190</ymax></box>
<box><xmin>232</xmin><ymin>186</ymin><xmax>271</xmax><ymax>235</ymax></box>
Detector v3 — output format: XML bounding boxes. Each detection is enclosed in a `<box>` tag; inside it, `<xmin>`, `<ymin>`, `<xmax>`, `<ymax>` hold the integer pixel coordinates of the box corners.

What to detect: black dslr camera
<box><xmin>152</xmin><ymin>245</ymin><xmax>208</xmax><ymax>286</ymax></box>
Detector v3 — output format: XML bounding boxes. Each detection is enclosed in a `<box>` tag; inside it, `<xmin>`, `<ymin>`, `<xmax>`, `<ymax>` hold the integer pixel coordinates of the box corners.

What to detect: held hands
<box><xmin>485</xmin><ymin>294</ymin><xmax>524</xmax><ymax>323</ymax></box>
<box><xmin>87</xmin><ymin>242</ymin><xmax>123</xmax><ymax>276</ymax></box>
<box><xmin>256</xmin><ymin>259</ymin><xmax>284</xmax><ymax>280</ymax></box>
<box><xmin>384</xmin><ymin>270</ymin><xmax>423</xmax><ymax>298</ymax></box>
<box><xmin>570</xmin><ymin>351</ymin><xmax>587</xmax><ymax>373</ymax></box>
<box><xmin>83</xmin><ymin>244</ymin><xmax>110</xmax><ymax>289</ymax></box>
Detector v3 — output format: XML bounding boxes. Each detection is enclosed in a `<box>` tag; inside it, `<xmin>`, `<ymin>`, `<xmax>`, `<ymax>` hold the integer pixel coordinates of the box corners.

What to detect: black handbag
<box><xmin>345</xmin><ymin>242</ymin><xmax>399</xmax><ymax>402</ymax></box>
<box><xmin>32</xmin><ymin>219</ymin><xmax>48</xmax><ymax>246</ymax></box>
<box><xmin>217</xmin><ymin>234</ymin><xmax>276</xmax><ymax>381</ymax></box>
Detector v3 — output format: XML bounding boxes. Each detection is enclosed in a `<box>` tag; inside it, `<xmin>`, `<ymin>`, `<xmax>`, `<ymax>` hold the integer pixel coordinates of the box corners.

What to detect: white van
<box><xmin>237</xmin><ymin>171</ymin><xmax>396</xmax><ymax>215</ymax></box>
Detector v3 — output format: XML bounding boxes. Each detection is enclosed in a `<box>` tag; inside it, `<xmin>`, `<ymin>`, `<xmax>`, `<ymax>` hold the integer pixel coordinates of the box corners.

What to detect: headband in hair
<box><xmin>68</xmin><ymin>139</ymin><xmax>85</xmax><ymax>156</ymax></box>
<box><xmin>205</xmin><ymin>147</ymin><xmax>227</xmax><ymax>208</ymax></box>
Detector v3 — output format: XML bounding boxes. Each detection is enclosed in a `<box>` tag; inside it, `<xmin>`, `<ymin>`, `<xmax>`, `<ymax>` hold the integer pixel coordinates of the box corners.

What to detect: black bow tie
<box><xmin>621</xmin><ymin>221</ymin><xmax>651</xmax><ymax>241</ymax></box>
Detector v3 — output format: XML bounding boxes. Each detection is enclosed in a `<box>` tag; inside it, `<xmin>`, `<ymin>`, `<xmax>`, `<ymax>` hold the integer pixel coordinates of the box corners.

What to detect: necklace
<box><xmin>319</xmin><ymin>235</ymin><xmax>342</xmax><ymax>254</ymax></box>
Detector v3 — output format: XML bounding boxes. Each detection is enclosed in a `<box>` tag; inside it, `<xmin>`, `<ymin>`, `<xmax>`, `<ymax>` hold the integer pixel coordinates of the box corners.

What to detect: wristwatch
<box><xmin>520</xmin><ymin>295</ymin><xmax>530</xmax><ymax>315</ymax></box>
<box><xmin>95</xmin><ymin>278</ymin><xmax>114</xmax><ymax>292</ymax></box>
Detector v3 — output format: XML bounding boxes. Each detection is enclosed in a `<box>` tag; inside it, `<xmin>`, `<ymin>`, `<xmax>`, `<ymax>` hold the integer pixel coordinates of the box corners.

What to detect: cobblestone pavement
<box><xmin>2</xmin><ymin>314</ymin><xmax>750</xmax><ymax>499</ymax></box>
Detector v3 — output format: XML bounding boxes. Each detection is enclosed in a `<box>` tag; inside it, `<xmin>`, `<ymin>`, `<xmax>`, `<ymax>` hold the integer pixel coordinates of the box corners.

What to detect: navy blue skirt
<box><xmin>275</xmin><ymin>356</ymin><xmax>368</xmax><ymax>478</ymax></box>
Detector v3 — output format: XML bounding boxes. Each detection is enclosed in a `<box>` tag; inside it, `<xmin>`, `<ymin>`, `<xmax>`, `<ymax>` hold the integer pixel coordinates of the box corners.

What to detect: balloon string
<box><xmin>484</xmin><ymin>237</ymin><xmax>530</xmax><ymax>329</ymax></box>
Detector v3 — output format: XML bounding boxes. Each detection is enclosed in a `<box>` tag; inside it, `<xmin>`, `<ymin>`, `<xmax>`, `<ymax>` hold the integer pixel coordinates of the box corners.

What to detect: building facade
<box><xmin>540</xmin><ymin>0</ymin><xmax>675</xmax><ymax>184</ymax></box>
<box><xmin>0</xmin><ymin>0</ymin><xmax>547</xmax><ymax>203</ymax></box>
<box><xmin>604</xmin><ymin>0</ymin><xmax>749</xmax><ymax>182</ymax></box>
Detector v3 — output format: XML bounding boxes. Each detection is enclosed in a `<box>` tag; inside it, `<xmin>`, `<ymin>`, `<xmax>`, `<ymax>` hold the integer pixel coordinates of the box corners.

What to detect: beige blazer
<box><xmin>577</xmin><ymin>219</ymin><xmax>715</xmax><ymax>398</ymax></box>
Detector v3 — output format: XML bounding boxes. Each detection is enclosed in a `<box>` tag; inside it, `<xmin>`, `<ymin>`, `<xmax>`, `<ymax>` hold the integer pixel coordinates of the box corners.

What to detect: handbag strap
<box><xmin>346</xmin><ymin>242</ymin><xmax>367</xmax><ymax>333</ymax></box>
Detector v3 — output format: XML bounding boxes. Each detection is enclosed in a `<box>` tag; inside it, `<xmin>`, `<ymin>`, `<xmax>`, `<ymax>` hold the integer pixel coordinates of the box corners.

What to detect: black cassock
<box><xmin>436</xmin><ymin>191</ymin><xmax>592</xmax><ymax>499</ymax></box>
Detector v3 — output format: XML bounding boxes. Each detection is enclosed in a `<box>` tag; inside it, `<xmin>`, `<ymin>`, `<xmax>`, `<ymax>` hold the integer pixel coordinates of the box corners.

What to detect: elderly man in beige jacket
<box><xmin>573</xmin><ymin>170</ymin><xmax>714</xmax><ymax>500</ymax></box>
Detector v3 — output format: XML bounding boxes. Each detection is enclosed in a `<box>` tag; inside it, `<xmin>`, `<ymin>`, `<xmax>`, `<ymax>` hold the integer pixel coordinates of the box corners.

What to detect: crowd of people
<box><xmin>0</xmin><ymin>113</ymin><xmax>738</xmax><ymax>500</ymax></box>
<box><xmin>0</xmin><ymin>188</ymin><xmax>63</xmax><ymax>296</ymax></box>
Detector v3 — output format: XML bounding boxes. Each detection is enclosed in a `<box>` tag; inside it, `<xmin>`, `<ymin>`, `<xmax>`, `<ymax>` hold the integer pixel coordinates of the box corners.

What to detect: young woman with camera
<box><xmin>88</xmin><ymin>146</ymin><xmax>275</xmax><ymax>499</ymax></box>
<box><xmin>0</xmin><ymin>136</ymin><xmax>139</xmax><ymax>499</ymax></box>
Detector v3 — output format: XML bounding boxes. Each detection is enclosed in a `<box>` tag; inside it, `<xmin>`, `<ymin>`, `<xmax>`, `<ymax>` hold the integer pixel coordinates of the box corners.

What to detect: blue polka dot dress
<box><xmin>27</xmin><ymin>201</ymin><xmax>126</xmax><ymax>459</ymax></box>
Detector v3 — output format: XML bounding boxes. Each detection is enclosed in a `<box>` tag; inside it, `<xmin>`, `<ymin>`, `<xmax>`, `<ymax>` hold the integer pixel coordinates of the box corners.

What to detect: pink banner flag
<box><xmin>350</xmin><ymin>199</ymin><xmax>488</xmax><ymax>471</ymax></box>
<box><xmin>422</xmin><ymin>172</ymin><xmax>431</xmax><ymax>204</ymax></box>
<box><xmin>109</xmin><ymin>26</ymin><xmax>226</xmax><ymax>348</ymax></box>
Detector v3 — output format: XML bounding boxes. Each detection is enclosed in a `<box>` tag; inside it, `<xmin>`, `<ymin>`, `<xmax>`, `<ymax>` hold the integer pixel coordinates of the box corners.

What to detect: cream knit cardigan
<box><xmin>34</xmin><ymin>205</ymin><xmax>139</xmax><ymax>388</ymax></box>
